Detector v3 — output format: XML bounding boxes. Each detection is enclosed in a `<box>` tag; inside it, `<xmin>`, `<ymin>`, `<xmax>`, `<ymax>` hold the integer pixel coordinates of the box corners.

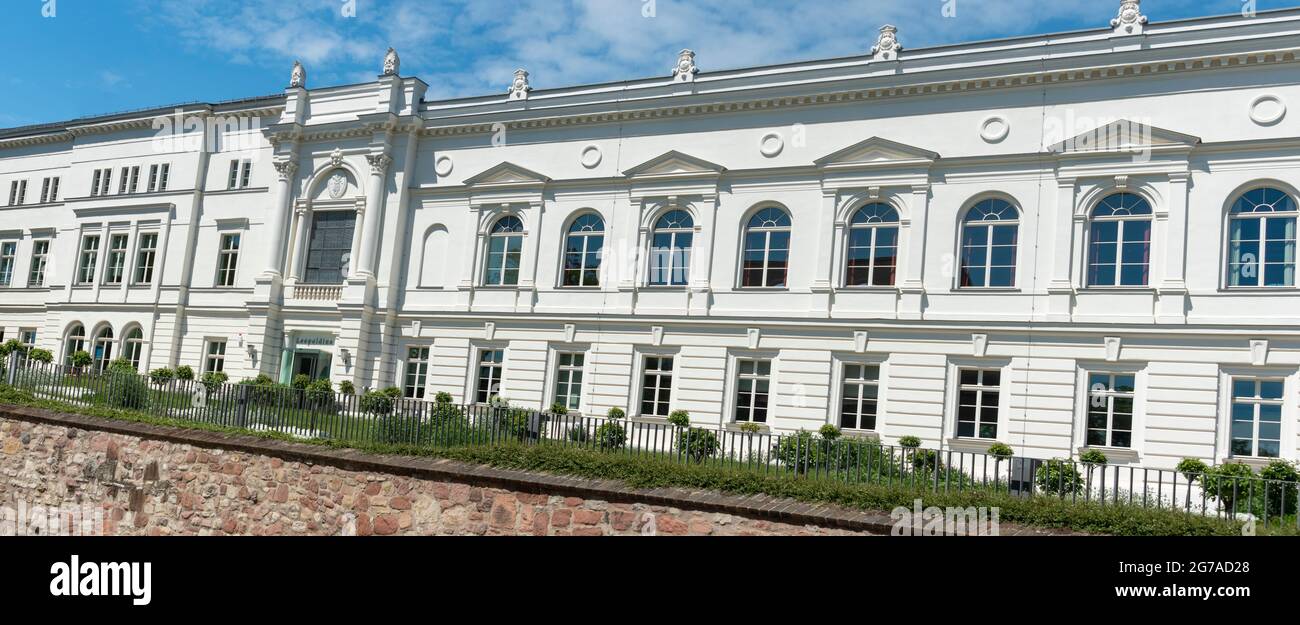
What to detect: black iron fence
<box><xmin>3</xmin><ymin>353</ymin><xmax>1297</xmax><ymax>530</ymax></box>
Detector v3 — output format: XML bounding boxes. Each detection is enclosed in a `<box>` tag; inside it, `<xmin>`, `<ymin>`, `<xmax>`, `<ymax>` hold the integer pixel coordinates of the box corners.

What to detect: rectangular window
<box><xmin>228</xmin><ymin>160</ymin><xmax>240</xmax><ymax>189</ymax></box>
<box><xmin>840</xmin><ymin>363</ymin><xmax>880</xmax><ymax>430</ymax></box>
<box><xmin>956</xmin><ymin>368</ymin><xmax>1001</xmax><ymax>439</ymax></box>
<box><xmin>475</xmin><ymin>349</ymin><xmax>505</xmax><ymax>404</ymax></box>
<box><xmin>0</xmin><ymin>241</ymin><xmax>15</xmax><ymax>287</ymax></box>
<box><xmin>19</xmin><ymin>329</ymin><xmax>36</xmax><ymax>348</ymax></box>
<box><xmin>27</xmin><ymin>240</ymin><xmax>49</xmax><ymax>286</ymax></box>
<box><xmin>553</xmin><ymin>352</ymin><xmax>585</xmax><ymax>412</ymax></box>
<box><xmin>640</xmin><ymin>356</ymin><xmax>674</xmax><ymax>417</ymax></box>
<box><xmin>40</xmin><ymin>176</ymin><xmax>59</xmax><ymax>203</ymax></box>
<box><xmin>14</xmin><ymin>180</ymin><xmax>26</xmax><ymax>205</ymax></box>
<box><xmin>76</xmin><ymin>235</ymin><xmax>100</xmax><ymax>285</ymax></box>
<box><xmin>734</xmin><ymin>358</ymin><xmax>772</xmax><ymax>423</ymax></box>
<box><xmin>118</xmin><ymin>167</ymin><xmax>130</xmax><ymax>194</ymax></box>
<box><xmin>1230</xmin><ymin>378</ymin><xmax>1284</xmax><ymax>459</ymax></box>
<box><xmin>128</xmin><ymin>166</ymin><xmax>140</xmax><ymax>194</ymax></box>
<box><xmin>147</xmin><ymin>163</ymin><xmax>170</xmax><ymax>193</ymax></box>
<box><xmin>133</xmin><ymin>233</ymin><xmax>157</xmax><ymax>284</ymax></box>
<box><xmin>204</xmin><ymin>340</ymin><xmax>226</xmax><ymax>373</ymax></box>
<box><xmin>216</xmin><ymin>233</ymin><xmax>241</xmax><ymax>287</ymax></box>
<box><xmin>1085</xmin><ymin>372</ymin><xmax>1135</xmax><ymax>448</ymax></box>
<box><xmin>241</xmin><ymin>161</ymin><xmax>252</xmax><ymax>188</ymax></box>
<box><xmin>103</xmin><ymin>234</ymin><xmax>128</xmax><ymax>285</ymax></box>
<box><xmin>7</xmin><ymin>181</ymin><xmax>17</xmax><ymax>205</ymax></box>
<box><xmin>303</xmin><ymin>211</ymin><xmax>355</xmax><ymax>284</ymax></box>
<box><xmin>90</xmin><ymin>168</ymin><xmax>112</xmax><ymax>197</ymax></box>
<box><xmin>404</xmin><ymin>347</ymin><xmax>430</xmax><ymax>399</ymax></box>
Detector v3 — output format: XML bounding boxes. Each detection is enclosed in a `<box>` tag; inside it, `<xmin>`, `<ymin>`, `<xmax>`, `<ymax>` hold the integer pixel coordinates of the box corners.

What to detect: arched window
<box><xmin>92</xmin><ymin>326</ymin><xmax>114</xmax><ymax>372</ymax></box>
<box><xmin>1088</xmin><ymin>193</ymin><xmax>1153</xmax><ymax>287</ymax></box>
<box><xmin>1228</xmin><ymin>187</ymin><xmax>1297</xmax><ymax>288</ymax></box>
<box><xmin>562</xmin><ymin>213</ymin><xmax>605</xmax><ymax>287</ymax></box>
<box><xmin>418</xmin><ymin>225</ymin><xmax>449</xmax><ymax>288</ymax></box>
<box><xmin>741</xmin><ymin>207</ymin><xmax>792</xmax><ymax>288</ymax></box>
<box><xmin>959</xmin><ymin>198</ymin><xmax>1019</xmax><ymax>288</ymax></box>
<box><xmin>845</xmin><ymin>203</ymin><xmax>899</xmax><ymax>287</ymax></box>
<box><xmin>483</xmin><ymin>215</ymin><xmax>524</xmax><ymax>286</ymax></box>
<box><xmin>64</xmin><ymin>324</ymin><xmax>86</xmax><ymax>366</ymax></box>
<box><xmin>649</xmin><ymin>209</ymin><xmax>694</xmax><ymax>286</ymax></box>
<box><xmin>122</xmin><ymin>327</ymin><xmax>144</xmax><ymax>371</ymax></box>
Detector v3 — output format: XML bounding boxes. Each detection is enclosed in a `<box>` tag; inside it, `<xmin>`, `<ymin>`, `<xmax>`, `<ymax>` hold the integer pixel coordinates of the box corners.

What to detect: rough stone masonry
<box><xmin>0</xmin><ymin>408</ymin><xmax>886</xmax><ymax>536</ymax></box>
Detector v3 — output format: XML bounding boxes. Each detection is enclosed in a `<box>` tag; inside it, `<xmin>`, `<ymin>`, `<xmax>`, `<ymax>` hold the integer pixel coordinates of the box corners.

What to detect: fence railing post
<box><xmin>5</xmin><ymin>351</ymin><xmax>17</xmax><ymax>386</ymax></box>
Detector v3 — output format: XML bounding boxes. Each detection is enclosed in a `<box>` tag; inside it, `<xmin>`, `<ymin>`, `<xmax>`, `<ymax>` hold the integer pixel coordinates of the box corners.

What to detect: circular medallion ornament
<box><xmin>1249</xmin><ymin>94</ymin><xmax>1286</xmax><ymax>126</ymax></box>
<box><xmin>580</xmin><ymin>145</ymin><xmax>602</xmax><ymax>169</ymax></box>
<box><xmin>980</xmin><ymin>115</ymin><xmax>1010</xmax><ymax>143</ymax></box>
<box><xmin>759</xmin><ymin>132</ymin><xmax>784</xmax><ymax>158</ymax></box>
<box><xmin>434</xmin><ymin>156</ymin><xmax>454</xmax><ymax>177</ymax></box>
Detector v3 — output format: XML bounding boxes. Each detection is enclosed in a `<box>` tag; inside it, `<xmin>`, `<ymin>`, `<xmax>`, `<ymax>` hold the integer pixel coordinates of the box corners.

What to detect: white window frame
<box><xmin>215</xmin><ymin>232</ymin><xmax>241</xmax><ymax>287</ymax></box>
<box><xmin>76</xmin><ymin>234</ymin><xmax>100</xmax><ymax>285</ymax></box>
<box><xmin>469</xmin><ymin>345</ymin><xmax>507</xmax><ymax>405</ymax></box>
<box><xmin>943</xmin><ymin>358</ymin><xmax>1012</xmax><ymax>447</ymax></box>
<box><xmin>122</xmin><ymin>327</ymin><xmax>145</xmax><ymax>371</ymax></box>
<box><xmin>724</xmin><ymin>351</ymin><xmax>779</xmax><ymax>426</ymax></box>
<box><xmin>559</xmin><ymin>214</ymin><xmax>605</xmax><ymax>288</ymax></box>
<box><xmin>39</xmin><ymin>176</ymin><xmax>59</xmax><ymax>203</ymax></box>
<box><xmin>102</xmin><ymin>232</ymin><xmax>129</xmax><ymax>286</ymax></box>
<box><xmin>403</xmin><ymin>346</ymin><xmax>431</xmax><ymax>399</ymax></box>
<box><xmin>546</xmin><ymin>346</ymin><xmax>590</xmax><ymax>413</ymax></box>
<box><xmin>19</xmin><ymin>328</ymin><xmax>36</xmax><ymax>349</ymax></box>
<box><xmin>1217</xmin><ymin>366</ymin><xmax>1295</xmax><ymax>462</ymax></box>
<box><xmin>133</xmin><ymin>232</ymin><xmax>158</xmax><ymax>285</ymax></box>
<box><xmin>1074</xmin><ymin>362</ymin><xmax>1146</xmax><ymax>460</ymax></box>
<box><xmin>633</xmin><ymin>348</ymin><xmax>680</xmax><ymax>419</ymax></box>
<box><xmin>831</xmin><ymin>353</ymin><xmax>889</xmax><ymax>433</ymax></box>
<box><xmin>956</xmin><ymin>198</ymin><xmax>1021</xmax><ymax>290</ymax></box>
<box><xmin>27</xmin><ymin>239</ymin><xmax>49</xmax><ymax>287</ymax></box>
<box><xmin>0</xmin><ymin>240</ymin><xmax>16</xmax><ymax>287</ymax></box>
<box><xmin>204</xmin><ymin>339</ymin><xmax>227</xmax><ymax>374</ymax></box>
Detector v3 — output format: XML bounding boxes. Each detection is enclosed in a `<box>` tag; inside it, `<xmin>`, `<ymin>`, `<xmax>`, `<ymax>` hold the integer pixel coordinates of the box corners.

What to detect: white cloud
<box><xmin>137</xmin><ymin>0</ymin><xmax>1207</xmax><ymax>99</ymax></box>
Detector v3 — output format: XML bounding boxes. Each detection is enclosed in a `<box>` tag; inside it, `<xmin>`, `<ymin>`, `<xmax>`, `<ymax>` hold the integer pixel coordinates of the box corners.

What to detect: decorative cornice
<box><xmin>417</xmin><ymin>48</ymin><xmax>1300</xmax><ymax>138</ymax></box>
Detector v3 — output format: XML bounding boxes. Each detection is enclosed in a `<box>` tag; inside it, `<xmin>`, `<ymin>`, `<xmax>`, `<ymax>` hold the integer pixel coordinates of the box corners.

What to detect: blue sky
<box><xmin>0</xmin><ymin>0</ymin><xmax>1288</xmax><ymax>129</ymax></box>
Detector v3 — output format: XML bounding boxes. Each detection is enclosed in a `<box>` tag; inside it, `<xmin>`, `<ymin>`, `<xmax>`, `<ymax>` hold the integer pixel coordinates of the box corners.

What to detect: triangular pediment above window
<box><xmin>463</xmin><ymin>162</ymin><xmax>551</xmax><ymax>186</ymax></box>
<box><xmin>1047</xmin><ymin>120</ymin><xmax>1201</xmax><ymax>154</ymax></box>
<box><xmin>814</xmin><ymin>137</ymin><xmax>939</xmax><ymax>168</ymax></box>
<box><xmin>622</xmin><ymin>150</ymin><xmax>726</xmax><ymax>178</ymax></box>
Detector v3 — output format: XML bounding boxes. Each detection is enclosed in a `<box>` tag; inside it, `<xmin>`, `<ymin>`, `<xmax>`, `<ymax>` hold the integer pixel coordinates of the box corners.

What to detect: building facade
<box><xmin>2</xmin><ymin>4</ymin><xmax>1300</xmax><ymax>469</ymax></box>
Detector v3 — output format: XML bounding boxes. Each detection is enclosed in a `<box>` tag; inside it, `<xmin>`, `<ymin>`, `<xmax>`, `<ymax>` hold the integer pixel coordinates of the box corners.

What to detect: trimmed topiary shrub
<box><xmin>606</xmin><ymin>407</ymin><xmax>626</xmax><ymax>420</ymax></box>
<box><xmin>819</xmin><ymin>424</ymin><xmax>842</xmax><ymax>440</ymax></box>
<box><xmin>175</xmin><ymin>365</ymin><xmax>194</xmax><ymax>381</ymax></box>
<box><xmin>0</xmin><ymin>339</ymin><xmax>27</xmax><ymax>357</ymax></box>
<box><xmin>1258</xmin><ymin>459</ymin><xmax>1300</xmax><ymax>516</ymax></box>
<box><xmin>360</xmin><ymin>389</ymin><xmax>395</xmax><ymax>416</ymax></box>
<box><xmin>1080</xmin><ymin>449</ymin><xmax>1109</xmax><ymax>465</ymax></box>
<box><xmin>677</xmin><ymin>427</ymin><xmax>719</xmax><ymax>463</ymax></box>
<box><xmin>103</xmin><ymin>358</ymin><xmax>150</xmax><ymax>410</ymax></box>
<box><xmin>337</xmin><ymin>380</ymin><xmax>355</xmax><ymax>395</ymax></box>
<box><xmin>667</xmin><ymin>410</ymin><xmax>691</xmax><ymax>427</ymax></box>
<box><xmin>596</xmin><ymin>421</ymin><xmax>627</xmax><ymax>450</ymax></box>
<box><xmin>306</xmin><ymin>378</ymin><xmax>334</xmax><ymax>408</ymax></box>
<box><xmin>291</xmin><ymin>374</ymin><xmax>311</xmax><ymax>390</ymax></box>
<box><xmin>1036</xmin><ymin>458</ymin><xmax>1085</xmax><ymax>496</ymax></box>
<box><xmin>28</xmin><ymin>348</ymin><xmax>53</xmax><ymax>363</ymax></box>
<box><xmin>1202</xmin><ymin>462</ymin><xmax>1256</xmax><ymax>513</ymax></box>
<box><xmin>200</xmin><ymin>371</ymin><xmax>229</xmax><ymax>396</ymax></box>
<box><xmin>987</xmin><ymin>442</ymin><xmax>1014</xmax><ymax>458</ymax></box>
<box><xmin>738</xmin><ymin>421</ymin><xmax>762</xmax><ymax>434</ymax></box>
<box><xmin>149</xmin><ymin>367</ymin><xmax>175</xmax><ymax>387</ymax></box>
<box><xmin>898</xmin><ymin>435</ymin><xmax>921</xmax><ymax>449</ymax></box>
<box><xmin>549</xmin><ymin>402</ymin><xmax>569</xmax><ymax>416</ymax></box>
<box><xmin>70</xmin><ymin>351</ymin><xmax>93</xmax><ymax>373</ymax></box>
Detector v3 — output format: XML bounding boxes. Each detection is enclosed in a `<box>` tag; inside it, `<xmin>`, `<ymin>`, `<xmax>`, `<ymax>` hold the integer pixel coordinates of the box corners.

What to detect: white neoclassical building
<box><xmin>3</xmin><ymin>4</ymin><xmax>1300</xmax><ymax>469</ymax></box>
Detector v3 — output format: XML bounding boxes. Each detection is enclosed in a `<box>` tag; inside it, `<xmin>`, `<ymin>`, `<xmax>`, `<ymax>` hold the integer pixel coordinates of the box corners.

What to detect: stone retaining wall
<box><xmin>0</xmin><ymin>406</ymin><xmax>887</xmax><ymax>536</ymax></box>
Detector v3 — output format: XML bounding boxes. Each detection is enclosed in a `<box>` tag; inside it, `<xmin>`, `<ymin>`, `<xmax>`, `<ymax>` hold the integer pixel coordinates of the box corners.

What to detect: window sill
<box><xmin>1225</xmin><ymin>456</ymin><xmax>1280</xmax><ymax>469</ymax></box>
<box><xmin>1078</xmin><ymin>446</ymin><xmax>1140</xmax><ymax>464</ymax></box>
<box><xmin>949</xmin><ymin>288</ymin><xmax>1021</xmax><ymax>293</ymax></box>
<box><xmin>1078</xmin><ymin>287</ymin><xmax>1155</xmax><ymax>293</ymax></box>
<box><xmin>1216</xmin><ymin>287</ymin><xmax>1298</xmax><ymax>294</ymax></box>
<box><xmin>734</xmin><ymin>287</ymin><xmax>789</xmax><ymax>292</ymax></box>
<box><xmin>838</xmin><ymin>286</ymin><xmax>900</xmax><ymax>292</ymax></box>
<box><xmin>944</xmin><ymin>437</ymin><xmax>1000</xmax><ymax>453</ymax></box>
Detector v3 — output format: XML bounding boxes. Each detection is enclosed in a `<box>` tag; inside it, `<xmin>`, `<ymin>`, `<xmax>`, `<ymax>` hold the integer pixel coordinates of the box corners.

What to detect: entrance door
<box><xmin>295</xmin><ymin>353</ymin><xmax>319</xmax><ymax>380</ymax></box>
